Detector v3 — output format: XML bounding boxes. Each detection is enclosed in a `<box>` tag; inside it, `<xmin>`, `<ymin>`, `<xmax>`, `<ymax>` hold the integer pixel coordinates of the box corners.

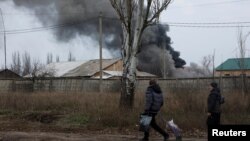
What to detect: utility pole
<box><xmin>162</xmin><ymin>42</ymin><xmax>167</xmax><ymax>79</ymax></box>
<box><xmin>0</xmin><ymin>8</ymin><xmax>6</xmax><ymax>70</ymax></box>
<box><xmin>212</xmin><ymin>49</ymin><xmax>215</xmax><ymax>80</ymax></box>
<box><xmin>155</xmin><ymin>3</ymin><xmax>167</xmax><ymax>79</ymax></box>
<box><xmin>99</xmin><ymin>12</ymin><xmax>103</xmax><ymax>92</ymax></box>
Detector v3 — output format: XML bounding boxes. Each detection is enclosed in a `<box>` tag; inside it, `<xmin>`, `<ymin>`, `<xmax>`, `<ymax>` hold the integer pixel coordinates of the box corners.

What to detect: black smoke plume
<box><xmin>12</xmin><ymin>0</ymin><xmax>186</xmax><ymax>77</ymax></box>
<box><xmin>139</xmin><ymin>24</ymin><xmax>186</xmax><ymax>76</ymax></box>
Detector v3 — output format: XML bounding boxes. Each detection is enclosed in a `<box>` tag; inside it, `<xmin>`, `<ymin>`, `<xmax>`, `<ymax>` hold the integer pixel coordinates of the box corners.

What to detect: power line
<box><xmin>0</xmin><ymin>17</ymin><xmax>98</xmax><ymax>34</ymax></box>
<box><xmin>104</xmin><ymin>17</ymin><xmax>250</xmax><ymax>28</ymax></box>
<box><xmin>1</xmin><ymin>0</ymin><xmax>249</xmax><ymax>15</ymax></box>
<box><xmin>166</xmin><ymin>24</ymin><xmax>250</xmax><ymax>28</ymax></box>
<box><xmin>192</xmin><ymin>0</ymin><xmax>250</xmax><ymax>6</ymax></box>
<box><xmin>166</xmin><ymin>21</ymin><xmax>250</xmax><ymax>25</ymax></box>
<box><xmin>163</xmin><ymin>22</ymin><xmax>250</xmax><ymax>28</ymax></box>
<box><xmin>3</xmin><ymin>23</ymin><xmax>80</xmax><ymax>34</ymax></box>
<box><xmin>0</xmin><ymin>17</ymin><xmax>117</xmax><ymax>34</ymax></box>
<box><xmin>170</xmin><ymin>0</ymin><xmax>250</xmax><ymax>8</ymax></box>
<box><xmin>1</xmin><ymin>18</ymin><xmax>250</xmax><ymax>35</ymax></box>
<box><xmin>96</xmin><ymin>17</ymin><xmax>250</xmax><ymax>27</ymax></box>
<box><xmin>0</xmin><ymin>12</ymin><xmax>88</xmax><ymax>15</ymax></box>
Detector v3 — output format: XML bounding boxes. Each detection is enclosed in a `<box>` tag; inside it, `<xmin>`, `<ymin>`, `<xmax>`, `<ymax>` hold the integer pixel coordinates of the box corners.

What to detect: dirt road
<box><xmin>0</xmin><ymin>115</ymin><xmax>207</xmax><ymax>141</ymax></box>
<box><xmin>0</xmin><ymin>132</ymin><xmax>206</xmax><ymax>141</ymax></box>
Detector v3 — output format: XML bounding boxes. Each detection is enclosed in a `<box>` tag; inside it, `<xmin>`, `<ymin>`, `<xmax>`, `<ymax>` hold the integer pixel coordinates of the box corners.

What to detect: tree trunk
<box><xmin>119</xmin><ymin>0</ymin><xmax>144</xmax><ymax>108</ymax></box>
<box><xmin>120</xmin><ymin>49</ymin><xmax>137</xmax><ymax>108</ymax></box>
<box><xmin>120</xmin><ymin>76</ymin><xmax>135</xmax><ymax>108</ymax></box>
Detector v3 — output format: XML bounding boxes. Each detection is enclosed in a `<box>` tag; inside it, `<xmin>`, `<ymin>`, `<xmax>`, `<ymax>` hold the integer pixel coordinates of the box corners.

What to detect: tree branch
<box><xmin>143</xmin><ymin>0</ymin><xmax>152</xmax><ymax>29</ymax></box>
<box><xmin>147</xmin><ymin>0</ymin><xmax>172</xmax><ymax>25</ymax></box>
<box><xmin>109</xmin><ymin>0</ymin><xmax>129</xmax><ymax>31</ymax></box>
<box><xmin>126</xmin><ymin>0</ymin><xmax>132</xmax><ymax>35</ymax></box>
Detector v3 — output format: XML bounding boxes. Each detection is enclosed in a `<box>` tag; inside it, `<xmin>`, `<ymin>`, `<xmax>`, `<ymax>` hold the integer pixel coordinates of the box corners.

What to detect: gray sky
<box><xmin>160</xmin><ymin>0</ymin><xmax>250</xmax><ymax>66</ymax></box>
<box><xmin>0</xmin><ymin>0</ymin><xmax>112</xmax><ymax>68</ymax></box>
<box><xmin>0</xmin><ymin>0</ymin><xmax>250</xmax><ymax>68</ymax></box>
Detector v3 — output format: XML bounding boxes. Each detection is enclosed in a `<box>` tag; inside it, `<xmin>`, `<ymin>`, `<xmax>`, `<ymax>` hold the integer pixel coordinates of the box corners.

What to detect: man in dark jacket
<box><xmin>140</xmin><ymin>79</ymin><xmax>169</xmax><ymax>141</ymax></box>
<box><xmin>207</xmin><ymin>82</ymin><xmax>221</xmax><ymax>127</ymax></box>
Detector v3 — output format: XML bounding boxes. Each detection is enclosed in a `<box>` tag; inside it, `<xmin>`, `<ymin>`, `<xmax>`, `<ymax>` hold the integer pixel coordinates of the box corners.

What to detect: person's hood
<box><xmin>150</xmin><ymin>84</ymin><xmax>162</xmax><ymax>93</ymax></box>
<box><xmin>211</xmin><ymin>87</ymin><xmax>220</xmax><ymax>94</ymax></box>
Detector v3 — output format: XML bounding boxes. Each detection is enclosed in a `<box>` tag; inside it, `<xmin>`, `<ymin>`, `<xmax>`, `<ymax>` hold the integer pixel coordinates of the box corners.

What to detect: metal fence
<box><xmin>0</xmin><ymin>76</ymin><xmax>249</xmax><ymax>94</ymax></box>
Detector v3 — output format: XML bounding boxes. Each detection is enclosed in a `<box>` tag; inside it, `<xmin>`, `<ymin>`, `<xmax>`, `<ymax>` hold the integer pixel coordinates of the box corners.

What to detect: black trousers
<box><xmin>207</xmin><ymin>112</ymin><xmax>221</xmax><ymax>127</ymax></box>
<box><xmin>144</xmin><ymin>115</ymin><xmax>169</xmax><ymax>139</ymax></box>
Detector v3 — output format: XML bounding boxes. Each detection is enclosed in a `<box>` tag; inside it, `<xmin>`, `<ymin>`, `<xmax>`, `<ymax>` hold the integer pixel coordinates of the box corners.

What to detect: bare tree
<box><xmin>109</xmin><ymin>0</ymin><xmax>172</xmax><ymax>107</ymax></box>
<box><xmin>31</xmin><ymin>59</ymin><xmax>55</xmax><ymax>78</ymax></box>
<box><xmin>177</xmin><ymin>61</ymin><xmax>212</xmax><ymax>78</ymax></box>
<box><xmin>189</xmin><ymin>62</ymin><xmax>205</xmax><ymax>77</ymax></box>
<box><xmin>10</xmin><ymin>51</ymin><xmax>22</xmax><ymax>75</ymax></box>
<box><xmin>31</xmin><ymin>59</ymin><xmax>42</xmax><ymax>77</ymax></box>
<box><xmin>46</xmin><ymin>53</ymin><xmax>53</xmax><ymax>64</ymax></box>
<box><xmin>68</xmin><ymin>51</ymin><xmax>76</xmax><ymax>62</ymax></box>
<box><xmin>201</xmin><ymin>55</ymin><xmax>213</xmax><ymax>77</ymax></box>
<box><xmin>56</xmin><ymin>55</ymin><xmax>60</xmax><ymax>62</ymax></box>
<box><xmin>22</xmin><ymin>51</ymin><xmax>32</xmax><ymax>76</ymax></box>
<box><xmin>236</xmin><ymin>28</ymin><xmax>250</xmax><ymax>94</ymax></box>
<box><xmin>237</xmin><ymin>29</ymin><xmax>250</xmax><ymax>72</ymax></box>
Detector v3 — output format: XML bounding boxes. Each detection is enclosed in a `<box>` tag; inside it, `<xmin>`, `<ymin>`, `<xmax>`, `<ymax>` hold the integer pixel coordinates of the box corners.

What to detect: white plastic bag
<box><xmin>167</xmin><ymin>119</ymin><xmax>182</xmax><ymax>138</ymax></box>
<box><xmin>139</xmin><ymin>114</ymin><xmax>152</xmax><ymax>132</ymax></box>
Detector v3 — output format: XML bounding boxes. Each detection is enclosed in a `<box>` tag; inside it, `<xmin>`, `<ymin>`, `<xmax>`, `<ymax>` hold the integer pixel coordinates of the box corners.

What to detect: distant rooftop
<box><xmin>92</xmin><ymin>70</ymin><xmax>157</xmax><ymax>79</ymax></box>
<box><xmin>47</xmin><ymin>61</ymin><xmax>88</xmax><ymax>77</ymax></box>
<box><xmin>216</xmin><ymin>58</ymin><xmax>250</xmax><ymax>71</ymax></box>
<box><xmin>34</xmin><ymin>58</ymin><xmax>121</xmax><ymax>77</ymax></box>
<box><xmin>63</xmin><ymin>58</ymin><xmax>121</xmax><ymax>77</ymax></box>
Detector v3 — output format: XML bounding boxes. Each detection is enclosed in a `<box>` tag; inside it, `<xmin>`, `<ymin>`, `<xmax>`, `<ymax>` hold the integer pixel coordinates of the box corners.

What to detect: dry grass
<box><xmin>0</xmin><ymin>89</ymin><xmax>249</xmax><ymax>132</ymax></box>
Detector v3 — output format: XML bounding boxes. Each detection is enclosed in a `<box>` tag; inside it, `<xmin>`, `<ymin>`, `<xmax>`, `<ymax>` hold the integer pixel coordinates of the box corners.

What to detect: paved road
<box><xmin>0</xmin><ymin>132</ymin><xmax>207</xmax><ymax>141</ymax></box>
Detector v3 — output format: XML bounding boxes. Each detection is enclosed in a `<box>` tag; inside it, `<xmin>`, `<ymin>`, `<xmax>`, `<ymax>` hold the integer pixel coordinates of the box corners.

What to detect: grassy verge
<box><xmin>0</xmin><ymin>89</ymin><xmax>249</xmax><ymax>136</ymax></box>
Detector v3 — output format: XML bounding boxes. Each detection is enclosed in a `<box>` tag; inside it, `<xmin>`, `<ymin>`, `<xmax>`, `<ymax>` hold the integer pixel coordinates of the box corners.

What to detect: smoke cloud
<box><xmin>12</xmin><ymin>0</ymin><xmax>186</xmax><ymax>77</ymax></box>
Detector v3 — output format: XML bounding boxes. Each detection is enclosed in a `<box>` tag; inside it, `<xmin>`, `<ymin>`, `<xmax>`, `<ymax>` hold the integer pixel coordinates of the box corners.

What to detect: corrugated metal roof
<box><xmin>63</xmin><ymin>58</ymin><xmax>120</xmax><ymax>77</ymax></box>
<box><xmin>216</xmin><ymin>58</ymin><xmax>250</xmax><ymax>71</ymax></box>
<box><xmin>92</xmin><ymin>70</ymin><xmax>157</xmax><ymax>79</ymax></box>
<box><xmin>103</xmin><ymin>71</ymin><xmax>122</xmax><ymax>76</ymax></box>
<box><xmin>136</xmin><ymin>70</ymin><xmax>157</xmax><ymax>77</ymax></box>
<box><xmin>45</xmin><ymin>61</ymin><xmax>88</xmax><ymax>77</ymax></box>
<box><xmin>39</xmin><ymin>58</ymin><xmax>157</xmax><ymax>78</ymax></box>
<box><xmin>104</xmin><ymin>70</ymin><xmax>156</xmax><ymax>77</ymax></box>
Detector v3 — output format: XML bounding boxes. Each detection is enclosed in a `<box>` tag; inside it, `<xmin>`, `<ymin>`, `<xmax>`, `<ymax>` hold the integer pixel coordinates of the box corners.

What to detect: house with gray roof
<box><xmin>0</xmin><ymin>69</ymin><xmax>21</xmax><ymax>79</ymax></box>
<box><xmin>34</xmin><ymin>58</ymin><xmax>157</xmax><ymax>79</ymax></box>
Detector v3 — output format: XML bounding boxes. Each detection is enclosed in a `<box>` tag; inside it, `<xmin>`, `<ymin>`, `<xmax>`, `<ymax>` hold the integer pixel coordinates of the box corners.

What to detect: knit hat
<box><xmin>210</xmin><ymin>82</ymin><xmax>218</xmax><ymax>88</ymax></box>
<box><xmin>149</xmin><ymin>79</ymin><xmax>157</xmax><ymax>86</ymax></box>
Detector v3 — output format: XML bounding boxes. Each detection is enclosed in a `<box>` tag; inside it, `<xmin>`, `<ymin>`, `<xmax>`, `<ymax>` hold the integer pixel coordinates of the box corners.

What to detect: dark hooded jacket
<box><xmin>207</xmin><ymin>88</ymin><xmax>221</xmax><ymax>113</ymax></box>
<box><xmin>145</xmin><ymin>84</ymin><xmax>164</xmax><ymax>114</ymax></box>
